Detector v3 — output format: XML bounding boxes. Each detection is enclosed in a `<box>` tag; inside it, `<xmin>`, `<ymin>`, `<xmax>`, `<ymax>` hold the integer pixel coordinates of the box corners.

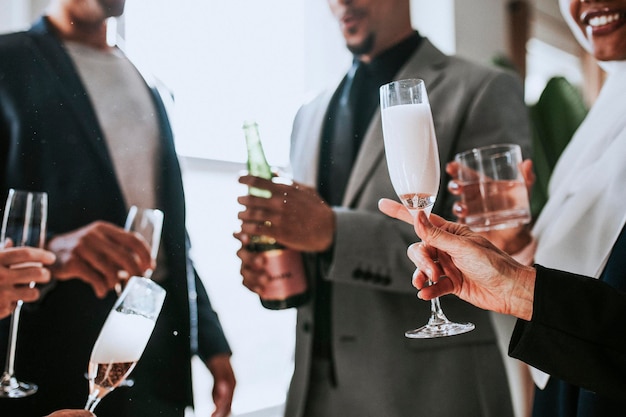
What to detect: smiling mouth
<box><xmin>589</xmin><ymin>12</ymin><xmax>623</xmax><ymax>27</ymax></box>
<box><xmin>582</xmin><ymin>10</ymin><xmax>626</xmax><ymax>28</ymax></box>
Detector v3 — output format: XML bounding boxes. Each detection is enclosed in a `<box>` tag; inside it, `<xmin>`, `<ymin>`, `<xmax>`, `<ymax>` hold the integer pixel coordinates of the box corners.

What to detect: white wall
<box><xmin>0</xmin><ymin>0</ymin><xmax>29</xmax><ymax>33</ymax></box>
<box><xmin>181</xmin><ymin>158</ymin><xmax>295</xmax><ymax>416</ymax></box>
<box><xmin>454</xmin><ymin>0</ymin><xmax>509</xmax><ymax>64</ymax></box>
<box><xmin>0</xmin><ymin>0</ymin><xmax>47</xmax><ymax>33</ymax></box>
<box><xmin>411</xmin><ymin>0</ymin><xmax>456</xmax><ymax>55</ymax></box>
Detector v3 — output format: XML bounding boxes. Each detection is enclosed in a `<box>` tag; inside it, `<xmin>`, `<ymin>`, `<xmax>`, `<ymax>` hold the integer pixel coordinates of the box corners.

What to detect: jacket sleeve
<box><xmin>509</xmin><ymin>265</ymin><xmax>626</xmax><ymax>400</ymax></box>
<box><xmin>194</xmin><ymin>267</ymin><xmax>232</xmax><ymax>362</ymax></box>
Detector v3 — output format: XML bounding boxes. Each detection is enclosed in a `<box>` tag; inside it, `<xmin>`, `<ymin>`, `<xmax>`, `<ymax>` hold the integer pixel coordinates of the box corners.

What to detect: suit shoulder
<box><xmin>0</xmin><ymin>30</ymin><xmax>38</xmax><ymax>62</ymax></box>
<box><xmin>294</xmin><ymin>88</ymin><xmax>333</xmax><ymax>120</ymax></box>
<box><xmin>444</xmin><ymin>54</ymin><xmax>524</xmax><ymax>88</ymax></box>
<box><xmin>0</xmin><ymin>30</ymin><xmax>32</xmax><ymax>48</ymax></box>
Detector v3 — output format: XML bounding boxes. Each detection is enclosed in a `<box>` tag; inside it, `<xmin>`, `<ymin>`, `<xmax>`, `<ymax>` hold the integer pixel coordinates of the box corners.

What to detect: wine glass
<box><xmin>124</xmin><ymin>206</ymin><xmax>164</xmax><ymax>279</ymax></box>
<box><xmin>115</xmin><ymin>206</ymin><xmax>164</xmax><ymax>296</ymax></box>
<box><xmin>380</xmin><ymin>79</ymin><xmax>475</xmax><ymax>338</ymax></box>
<box><xmin>84</xmin><ymin>276</ymin><xmax>166</xmax><ymax>412</ymax></box>
<box><xmin>0</xmin><ymin>189</ymin><xmax>47</xmax><ymax>397</ymax></box>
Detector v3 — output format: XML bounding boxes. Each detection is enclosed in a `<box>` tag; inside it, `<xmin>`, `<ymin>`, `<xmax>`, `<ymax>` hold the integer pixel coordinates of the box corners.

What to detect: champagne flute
<box><xmin>0</xmin><ymin>189</ymin><xmax>47</xmax><ymax>397</ymax></box>
<box><xmin>115</xmin><ymin>206</ymin><xmax>164</xmax><ymax>295</ymax></box>
<box><xmin>124</xmin><ymin>206</ymin><xmax>163</xmax><ymax>279</ymax></box>
<box><xmin>380</xmin><ymin>79</ymin><xmax>475</xmax><ymax>338</ymax></box>
<box><xmin>84</xmin><ymin>276</ymin><xmax>166</xmax><ymax>412</ymax></box>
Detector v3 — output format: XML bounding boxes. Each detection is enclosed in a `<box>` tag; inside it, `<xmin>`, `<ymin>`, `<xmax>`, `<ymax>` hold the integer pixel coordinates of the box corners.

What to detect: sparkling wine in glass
<box><xmin>0</xmin><ymin>189</ymin><xmax>47</xmax><ymax>397</ymax></box>
<box><xmin>84</xmin><ymin>276</ymin><xmax>166</xmax><ymax>412</ymax></box>
<box><xmin>380</xmin><ymin>79</ymin><xmax>475</xmax><ymax>338</ymax></box>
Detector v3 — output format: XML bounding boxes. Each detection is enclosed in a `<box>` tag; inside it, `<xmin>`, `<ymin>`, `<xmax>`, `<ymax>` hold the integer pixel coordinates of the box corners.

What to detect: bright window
<box><xmin>123</xmin><ymin>0</ymin><xmax>350</xmax><ymax>167</ymax></box>
<box><xmin>525</xmin><ymin>37</ymin><xmax>584</xmax><ymax>104</ymax></box>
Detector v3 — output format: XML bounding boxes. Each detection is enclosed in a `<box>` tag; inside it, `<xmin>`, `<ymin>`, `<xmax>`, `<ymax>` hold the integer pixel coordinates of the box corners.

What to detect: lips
<box><xmin>340</xmin><ymin>9</ymin><xmax>366</xmax><ymax>31</ymax></box>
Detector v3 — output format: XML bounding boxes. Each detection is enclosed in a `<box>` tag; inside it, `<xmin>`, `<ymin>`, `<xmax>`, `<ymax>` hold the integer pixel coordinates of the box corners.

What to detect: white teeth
<box><xmin>588</xmin><ymin>13</ymin><xmax>621</xmax><ymax>27</ymax></box>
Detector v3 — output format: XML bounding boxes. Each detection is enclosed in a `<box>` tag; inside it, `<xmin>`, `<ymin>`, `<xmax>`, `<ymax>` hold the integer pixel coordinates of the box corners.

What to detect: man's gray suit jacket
<box><xmin>286</xmin><ymin>38</ymin><xmax>531</xmax><ymax>417</ymax></box>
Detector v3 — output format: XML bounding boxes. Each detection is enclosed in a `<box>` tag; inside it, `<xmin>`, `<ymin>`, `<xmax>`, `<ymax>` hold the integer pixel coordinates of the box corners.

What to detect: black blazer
<box><xmin>509</xmin><ymin>225</ymin><xmax>626</xmax><ymax>412</ymax></box>
<box><xmin>0</xmin><ymin>17</ymin><xmax>230</xmax><ymax>415</ymax></box>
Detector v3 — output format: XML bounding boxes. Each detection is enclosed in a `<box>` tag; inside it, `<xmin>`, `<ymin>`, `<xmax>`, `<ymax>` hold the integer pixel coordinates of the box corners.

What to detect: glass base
<box><xmin>405</xmin><ymin>321</ymin><xmax>475</xmax><ymax>339</ymax></box>
<box><xmin>0</xmin><ymin>374</ymin><xmax>38</xmax><ymax>398</ymax></box>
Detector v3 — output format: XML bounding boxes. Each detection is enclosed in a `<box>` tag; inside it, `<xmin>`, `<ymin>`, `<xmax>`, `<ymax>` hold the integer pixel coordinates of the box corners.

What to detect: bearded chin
<box><xmin>347</xmin><ymin>33</ymin><xmax>375</xmax><ymax>56</ymax></box>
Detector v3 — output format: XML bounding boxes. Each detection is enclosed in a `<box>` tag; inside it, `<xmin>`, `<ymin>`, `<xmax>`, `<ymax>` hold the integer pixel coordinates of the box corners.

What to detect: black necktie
<box><xmin>323</xmin><ymin>60</ymin><xmax>364</xmax><ymax>206</ymax></box>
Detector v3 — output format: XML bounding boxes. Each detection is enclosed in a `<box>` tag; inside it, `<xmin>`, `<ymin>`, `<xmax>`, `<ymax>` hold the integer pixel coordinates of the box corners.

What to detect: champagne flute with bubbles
<box><xmin>380</xmin><ymin>79</ymin><xmax>475</xmax><ymax>338</ymax></box>
<box><xmin>84</xmin><ymin>276</ymin><xmax>165</xmax><ymax>412</ymax></box>
<box><xmin>0</xmin><ymin>189</ymin><xmax>47</xmax><ymax>397</ymax></box>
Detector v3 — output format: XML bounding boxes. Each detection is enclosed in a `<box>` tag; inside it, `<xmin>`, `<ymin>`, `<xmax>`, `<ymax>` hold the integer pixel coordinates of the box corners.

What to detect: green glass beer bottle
<box><xmin>243</xmin><ymin>121</ymin><xmax>308</xmax><ymax>309</ymax></box>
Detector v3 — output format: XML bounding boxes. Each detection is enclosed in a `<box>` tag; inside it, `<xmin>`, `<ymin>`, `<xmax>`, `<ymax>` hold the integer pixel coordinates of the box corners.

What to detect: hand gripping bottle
<box><xmin>243</xmin><ymin>121</ymin><xmax>308</xmax><ymax>309</ymax></box>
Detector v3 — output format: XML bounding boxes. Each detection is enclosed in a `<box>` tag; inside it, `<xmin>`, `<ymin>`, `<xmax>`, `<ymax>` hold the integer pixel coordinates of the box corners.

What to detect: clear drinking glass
<box><xmin>380</xmin><ymin>79</ymin><xmax>475</xmax><ymax>338</ymax></box>
<box><xmin>84</xmin><ymin>276</ymin><xmax>166</xmax><ymax>412</ymax></box>
<box><xmin>454</xmin><ymin>144</ymin><xmax>531</xmax><ymax>231</ymax></box>
<box><xmin>0</xmin><ymin>189</ymin><xmax>48</xmax><ymax>397</ymax></box>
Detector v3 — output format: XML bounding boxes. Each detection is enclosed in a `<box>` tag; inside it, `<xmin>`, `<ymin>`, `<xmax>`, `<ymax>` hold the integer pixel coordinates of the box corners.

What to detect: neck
<box><xmin>358</xmin><ymin>27</ymin><xmax>414</xmax><ymax>64</ymax></box>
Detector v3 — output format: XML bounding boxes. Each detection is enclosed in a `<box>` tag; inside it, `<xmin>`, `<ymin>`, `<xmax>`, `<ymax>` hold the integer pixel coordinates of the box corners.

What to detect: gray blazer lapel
<box><xmin>343</xmin><ymin>38</ymin><xmax>448</xmax><ymax>206</ymax></box>
<box><xmin>395</xmin><ymin>38</ymin><xmax>448</xmax><ymax>92</ymax></box>
<box><xmin>290</xmin><ymin>91</ymin><xmax>334</xmax><ymax>187</ymax></box>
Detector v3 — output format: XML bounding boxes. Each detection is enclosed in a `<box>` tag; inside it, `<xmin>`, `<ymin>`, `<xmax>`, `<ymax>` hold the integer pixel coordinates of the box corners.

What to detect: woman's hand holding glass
<box><xmin>378</xmin><ymin>199</ymin><xmax>536</xmax><ymax>321</ymax></box>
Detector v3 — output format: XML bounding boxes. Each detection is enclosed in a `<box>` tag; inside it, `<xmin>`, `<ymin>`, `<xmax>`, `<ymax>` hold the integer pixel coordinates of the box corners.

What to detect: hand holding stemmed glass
<box><xmin>0</xmin><ymin>189</ymin><xmax>48</xmax><ymax>397</ymax></box>
<box><xmin>379</xmin><ymin>79</ymin><xmax>475</xmax><ymax>338</ymax></box>
<box><xmin>84</xmin><ymin>275</ymin><xmax>166</xmax><ymax>413</ymax></box>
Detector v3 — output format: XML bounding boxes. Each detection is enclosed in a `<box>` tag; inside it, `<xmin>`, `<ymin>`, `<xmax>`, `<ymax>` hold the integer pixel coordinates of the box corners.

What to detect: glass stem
<box><xmin>3</xmin><ymin>301</ymin><xmax>23</xmax><ymax>378</ymax></box>
<box><xmin>428</xmin><ymin>295</ymin><xmax>450</xmax><ymax>326</ymax></box>
<box><xmin>85</xmin><ymin>392</ymin><xmax>102</xmax><ymax>412</ymax></box>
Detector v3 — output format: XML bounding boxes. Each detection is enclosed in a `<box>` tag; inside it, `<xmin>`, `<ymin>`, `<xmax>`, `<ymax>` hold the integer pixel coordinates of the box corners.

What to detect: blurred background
<box><xmin>0</xmin><ymin>1</ymin><xmax>601</xmax><ymax>416</ymax></box>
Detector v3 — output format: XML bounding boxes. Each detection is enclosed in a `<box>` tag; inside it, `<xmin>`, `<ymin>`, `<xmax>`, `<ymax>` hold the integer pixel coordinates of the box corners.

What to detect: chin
<box><xmin>346</xmin><ymin>33</ymin><xmax>375</xmax><ymax>56</ymax></box>
<box><xmin>591</xmin><ymin>44</ymin><xmax>626</xmax><ymax>62</ymax></box>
